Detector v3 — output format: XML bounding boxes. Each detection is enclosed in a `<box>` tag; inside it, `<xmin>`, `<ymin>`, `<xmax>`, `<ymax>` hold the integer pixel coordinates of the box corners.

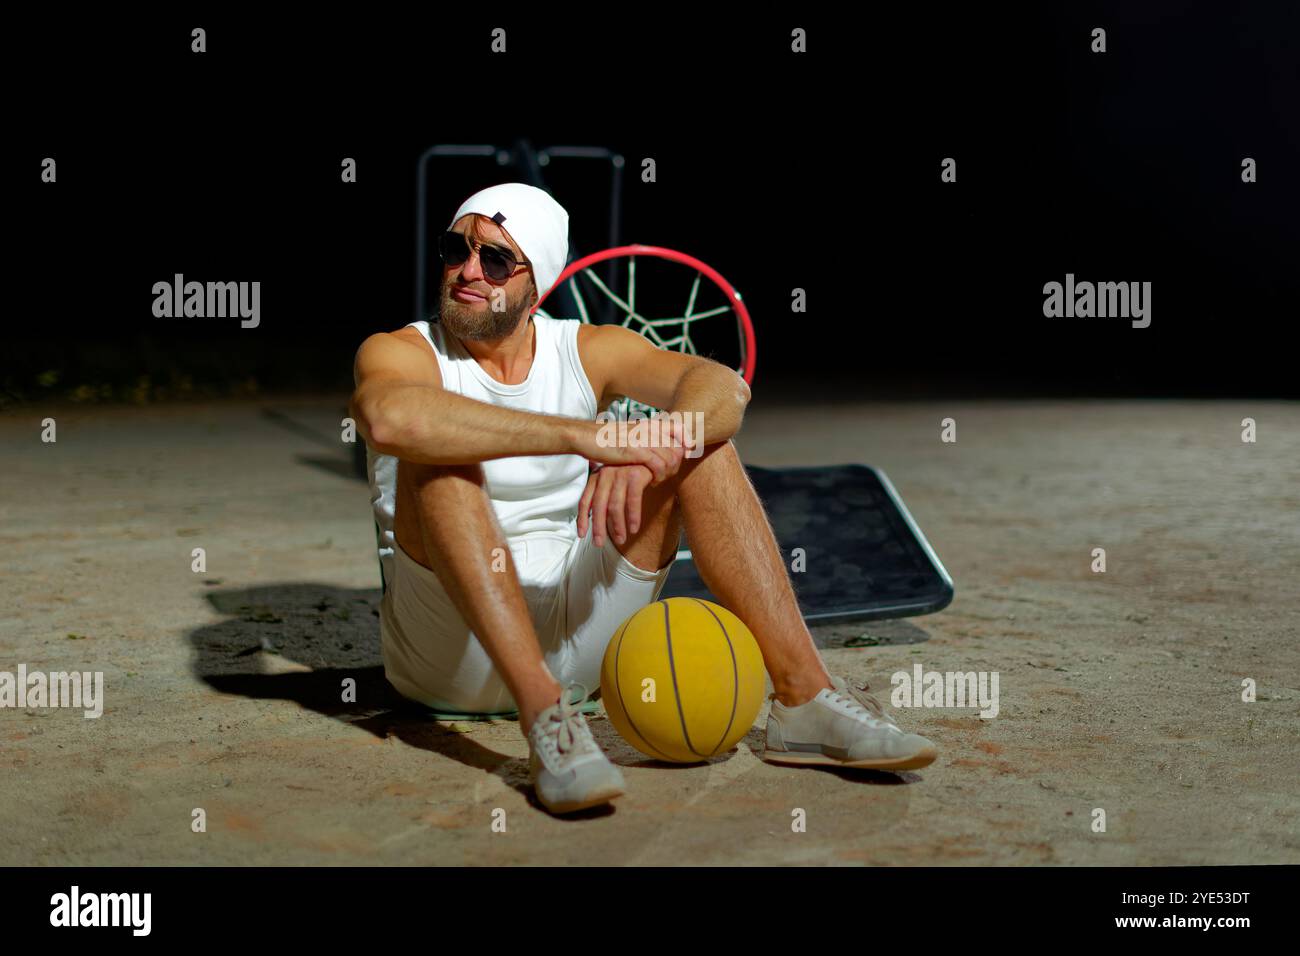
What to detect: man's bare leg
<box><xmin>610</xmin><ymin>440</ymin><xmax>834</xmax><ymax>708</ymax></box>
<box><xmin>393</xmin><ymin>460</ymin><xmax>564</xmax><ymax>734</ymax></box>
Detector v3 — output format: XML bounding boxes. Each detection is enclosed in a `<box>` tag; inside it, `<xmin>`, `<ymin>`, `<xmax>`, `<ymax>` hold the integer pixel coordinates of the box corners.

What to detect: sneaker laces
<box><xmin>832</xmin><ymin>678</ymin><xmax>899</xmax><ymax>728</ymax></box>
<box><xmin>537</xmin><ymin>683</ymin><xmax>599</xmax><ymax>758</ymax></box>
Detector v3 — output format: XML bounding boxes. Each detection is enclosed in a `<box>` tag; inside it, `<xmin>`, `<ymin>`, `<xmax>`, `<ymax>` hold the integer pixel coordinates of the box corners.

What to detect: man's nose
<box><xmin>453</xmin><ymin>247</ymin><xmax>486</xmax><ymax>283</ymax></box>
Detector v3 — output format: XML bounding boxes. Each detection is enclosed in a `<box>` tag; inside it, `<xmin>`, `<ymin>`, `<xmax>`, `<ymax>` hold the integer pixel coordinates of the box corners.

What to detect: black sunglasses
<box><xmin>437</xmin><ymin>231</ymin><xmax>530</xmax><ymax>284</ymax></box>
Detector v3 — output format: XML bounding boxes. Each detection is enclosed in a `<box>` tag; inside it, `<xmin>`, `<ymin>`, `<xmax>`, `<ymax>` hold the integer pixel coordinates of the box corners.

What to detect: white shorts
<box><xmin>380</xmin><ymin>528</ymin><xmax>676</xmax><ymax>715</ymax></box>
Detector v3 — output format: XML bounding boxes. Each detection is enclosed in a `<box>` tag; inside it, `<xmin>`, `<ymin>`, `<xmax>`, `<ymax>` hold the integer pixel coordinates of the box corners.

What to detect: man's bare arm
<box><xmin>578</xmin><ymin>324</ymin><xmax>751</xmax><ymax>444</ymax></box>
<box><xmin>349</xmin><ymin>331</ymin><xmax>669</xmax><ymax>473</ymax></box>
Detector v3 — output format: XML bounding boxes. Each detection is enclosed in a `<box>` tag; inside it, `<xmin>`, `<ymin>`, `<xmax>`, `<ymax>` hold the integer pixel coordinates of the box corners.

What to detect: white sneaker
<box><xmin>527</xmin><ymin>683</ymin><xmax>626</xmax><ymax>813</ymax></box>
<box><xmin>763</xmin><ymin>674</ymin><xmax>938</xmax><ymax>771</ymax></box>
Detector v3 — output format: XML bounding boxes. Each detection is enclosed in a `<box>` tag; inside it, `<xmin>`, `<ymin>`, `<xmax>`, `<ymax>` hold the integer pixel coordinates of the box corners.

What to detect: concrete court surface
<box><xmin>1</xmin><ymin>393</ymin><xmax>1297</xmax><ymax>865</ymax></box>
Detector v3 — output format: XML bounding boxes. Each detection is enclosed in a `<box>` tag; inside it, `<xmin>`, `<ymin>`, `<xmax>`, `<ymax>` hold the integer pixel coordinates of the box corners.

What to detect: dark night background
<box><xmin>7</xmin><ymin>3</ymin><xmax>1298</xmax><ymax>405</ymax></box>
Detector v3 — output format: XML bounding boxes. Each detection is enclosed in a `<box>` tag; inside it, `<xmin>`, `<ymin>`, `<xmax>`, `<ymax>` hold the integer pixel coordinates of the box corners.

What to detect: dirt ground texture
<box><xmin>1</xmin><ymin>394</ymin><xmax>1297</xmax><ymax>865</ymax></box>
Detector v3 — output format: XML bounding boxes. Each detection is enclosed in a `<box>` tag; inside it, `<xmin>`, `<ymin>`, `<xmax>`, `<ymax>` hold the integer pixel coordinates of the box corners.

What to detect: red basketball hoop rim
<box><xmin>531</xmin><ymin>244</ymin><xmax>756</xmax><ymax>385</ymax></box>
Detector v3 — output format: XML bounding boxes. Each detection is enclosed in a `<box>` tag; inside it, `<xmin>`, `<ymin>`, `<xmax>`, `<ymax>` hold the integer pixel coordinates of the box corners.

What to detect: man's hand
<box><xmin>576</xmin><ymin>415</ymin><xmax>691</xmax><ymax>547</ymax></box>
<box><xmin>577</xmin><ymin>464</ymin><xmax>653</xmax><ymax>548</ymax></box>
<box><xmin>569</xmin><ymin>413</ymin><xmax>692</xmax><ymax>486</ymax></box>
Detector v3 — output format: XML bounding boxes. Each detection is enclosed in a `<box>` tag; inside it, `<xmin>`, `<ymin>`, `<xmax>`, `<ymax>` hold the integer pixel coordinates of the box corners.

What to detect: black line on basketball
<box><xmin>692</xmin><ymin>598</ymin><xmax>740</xmax><ymax>757</ymax></box>
<box><xmin>663</xmin><ymin>599</ymin><xmax>704</xmax><ymax>758</ymax></box>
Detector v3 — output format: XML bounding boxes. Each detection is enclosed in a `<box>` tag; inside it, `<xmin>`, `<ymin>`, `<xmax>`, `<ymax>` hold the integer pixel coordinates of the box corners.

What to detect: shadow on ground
<box><xmin>186</xmin><ymin>579</ymin><xmax>932</xmax><ymax>810</ymax></box>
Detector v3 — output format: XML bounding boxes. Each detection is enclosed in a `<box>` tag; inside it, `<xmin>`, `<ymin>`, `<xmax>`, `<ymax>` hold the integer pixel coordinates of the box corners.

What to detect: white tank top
<box><xmin>366</xmin><ymin>314</ymin><xmax>599</xmax><ymax>587</ymax></box>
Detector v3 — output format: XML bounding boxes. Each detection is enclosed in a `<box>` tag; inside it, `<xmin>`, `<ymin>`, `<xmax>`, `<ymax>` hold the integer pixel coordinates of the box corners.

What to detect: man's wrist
<box><xmin>553</xmin><ymin>417</ymin><xmax>581</xmax><ymax>456</ymax></box>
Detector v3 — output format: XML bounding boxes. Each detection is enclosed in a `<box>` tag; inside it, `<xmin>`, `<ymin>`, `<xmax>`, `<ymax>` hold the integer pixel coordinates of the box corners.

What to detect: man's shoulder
<box><xmin>353</xmin><ymin>322</ymin><xmax>441</xmax><ymax>387</ymax></box>
<box><xmin>573</xmin><ymin>321</ymin><xmax>615</xmax><ymax>372</ymax></box>
<box><xmin>575</xmin><ymin>321</ymin><xmax>650</xmax><ymax>358</ymax></box>
<box><xmin>573</xmin><ymin>320</ymin><xmax>625</xmax><ymax>350</ymax></box>
<box><xmin>390</xmin><ymin>322</ymin><xmax>433</xmax><ymax>347</ymax></box>
<box><xmin>363</xmin><ymin>322</ymin><xmax>439</xmax><ymax>357</ymax></box>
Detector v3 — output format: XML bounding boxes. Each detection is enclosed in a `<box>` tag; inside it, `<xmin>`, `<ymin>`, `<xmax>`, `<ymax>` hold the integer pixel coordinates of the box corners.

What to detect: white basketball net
<box><xmin>535</xmin><ymin>254</ymin><xmax>745</xmax><ymax>417</ymax></box>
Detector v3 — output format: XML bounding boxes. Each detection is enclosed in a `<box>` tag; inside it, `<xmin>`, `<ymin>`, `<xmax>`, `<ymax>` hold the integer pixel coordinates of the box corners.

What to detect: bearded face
<box><xmin>438</xmin><ymin>271</ymin><xmax>535</xmax><ymax>342</ymax></box>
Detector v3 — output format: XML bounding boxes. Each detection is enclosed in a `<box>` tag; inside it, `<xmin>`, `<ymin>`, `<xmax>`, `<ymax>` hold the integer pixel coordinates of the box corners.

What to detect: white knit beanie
<box><xmin>448</xmin><ymin>183</ymin><xmax>570</xmax><ymax>301</ymax></box>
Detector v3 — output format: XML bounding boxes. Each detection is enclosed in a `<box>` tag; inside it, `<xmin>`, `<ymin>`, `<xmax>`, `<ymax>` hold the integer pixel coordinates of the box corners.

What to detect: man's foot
<box><xmin>763</xmin><ymin>674</ymin><xmax>938</xmax><ymax>771</ymax></box>
<box><xmin>527</xmin><ymin>683</ymin><xmax>626</xmax><ymax>813</ymax></box>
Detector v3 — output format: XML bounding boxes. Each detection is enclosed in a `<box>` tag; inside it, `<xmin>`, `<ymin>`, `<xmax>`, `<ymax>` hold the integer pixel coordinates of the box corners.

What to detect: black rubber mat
<box><xmin>661</xmin><ymin>464</ymin><xmax>953</xmax><ymax>623</ymax></box>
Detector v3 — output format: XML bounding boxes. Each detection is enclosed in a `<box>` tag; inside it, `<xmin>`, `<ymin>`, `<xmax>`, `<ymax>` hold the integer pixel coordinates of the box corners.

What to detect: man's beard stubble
<box><xmin>439</xmin><ymin>280</ymin><xmax>533</xmax><ymax>342</ymax></box>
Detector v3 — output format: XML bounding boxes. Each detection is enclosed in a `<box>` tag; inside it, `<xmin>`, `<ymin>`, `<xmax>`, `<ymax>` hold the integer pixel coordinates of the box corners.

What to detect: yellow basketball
<box><xmin>600</xmin><ymin>597</ymin><xmax>767</xmax><ymax>763</ymax></box>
